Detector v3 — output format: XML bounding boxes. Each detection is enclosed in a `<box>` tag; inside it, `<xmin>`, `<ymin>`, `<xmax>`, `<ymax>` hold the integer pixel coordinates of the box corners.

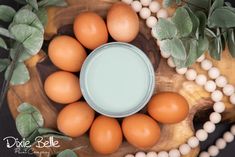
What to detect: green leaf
<box><xmin>0</xmin><ymin>58</ymin><xmax>10</xmax><ymax>72</ymax></box>
<box><xmin>0</xmin><ymin>5</ymin><xmax>16</xmax><ymax>22</ymax></box>
<box><xmin>205</xmin><ymin>28</ymin><xmax>222</xmax><ymax>60</ymax></box>
<box><xmin>176</xmin><ymin>0</ymin><xmax>181</xmax><ymax>5</ymax></box>
<box><xmin>152</xmin><ymin>18</ymin><xmax>177</xmax><ymax>40</ymax></box>
<box><xmin>208</xmin><ymin>7</ymin><xmax>235</xmax><ymax>28</ymax></box>
<box><xmin>57</xmin><ymin>149</ymin><xmax>77</xmax><ymax>157</ymax></box>
<box><xmin>209</xmin><ymin>0</ymin><xmax>224</xmax><ymax>16</ymax></box>
<box><xmin>34</xmin><ymin>8</ymin><xmax>48</xmax><ymax>26</ymax></box>
<box><xmin>172</xmin><ymin>7</ymin><xmax>193</xmax><ymax>37</ymax></box>
<box><xmin>10</xmin><ymin>24</ymin><xmax>43</xmax><ymax>55</ymax></box>
<box><xmin>26</xmin><ymin>0</ymin><xmax>38</xmax><ymax>10</ymax></box>
<box><xmin>185</xmin><ymin>39</ymin><xmax>198</xmax><ymax>67</ymax></box>
<box><xmin>5</xmin><ymin>62</ymin><xmax>30</xmax><ymax>85</ymax></box>
<box><xmin>38</xmin><ymin>128</ymin><xmax>64</xmax><ymax>135</ymax></box>
<box><xmin>0</xmin><ymin>27</ymin><xmax>14</xmax><ymax>39</ymax></box>
<box><xmin>17</xmin><ymin>102</ymin><xmax>39</xmax><ymax>113</ymax></box>
<box><xmin>196</xmin><ymin>11</ymin><xmax>207</xmax><ymax>38</ymax></box>
<box><xmin>26</xmin><ymin>129</ymin><xmax>40</xmax><ymax>143</ymax></box>
<box><xmin>172</xmin><ymin>58</ymin><xmax>185</xmax><ymax>68</ymax></box>
<box><xmin>0</xmin><ymin>37</ymin><xmax>8</xmax><ymax>50</ymax></box>
<box><xmin>185</xmin><ymin>37</ymin><xmax>208</xmax><ymax>66</ymax></box>
<box><xmin>186</xmin><ymin>0</ymin><xmax>209</xmax><ymax>12</ymax></box>
<box><xmin>163</xmin><ymin>0</ymin><xmax>174</xmax><ymax>8</ymax></box>
<box><xmin>10</xmin><ymin>42</ymin><xmax>32</xmax><ymax>62</ymax></box>
<box><xmin>225</xmin><ymin>2</ymin><xmax>232</xmax><ymax>7</ymax></box>
<box><xmin>38</xmin><ymin>0</ymin><xmax>68</xmax><ymax>7</ymax></box>
<box><xmin>11</xmin><ymin>9</ymin><xmax>44</xmax><ymax>32</ymax></box>
<box><xmin>227</xmin><ymin>29</ymin><xmax>235</xmax><ymax>57</ymax></box>
<box><xmin>16</xmin><ymin>103</ymin><xmax>44</xmax><ymax>138</ymax></box>
<box><xmin>198</xmin><ymin>36</ymin><xmax>209</xmax><ymax>54</ymax></box>
<box><xmin>16</xmin><ymin>113</ymin><xmax>43</xmax><ymax>138</ymax></box>
<box><xmin>160</xmin><ymin>38</ymin><xmax>187</xmax><ymax>60</ymax></box>
<box><xmin>185</xmin><ymin>7</ymin><xmax>199</xmax><ymax>38</ymax></box>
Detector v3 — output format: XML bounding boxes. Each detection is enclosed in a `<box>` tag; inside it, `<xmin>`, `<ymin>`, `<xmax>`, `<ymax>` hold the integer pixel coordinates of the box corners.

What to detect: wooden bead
<box><xmin>223</xmin><ymin>132</ymin><xmax>234</xmax><ymax>143</ymax></box>
<box><xmin>208</xmin><ymin>145</ymin><xmax>219</xmax><ymax>156</ymax></box>
<box><xmin>223</xmin><ymin>84</ymin><xmax>235</xmax><ymax>96</ymax></box>
<box><xmin>195</xmin><ymin>74</ymin><xmax>207</xmax><ymax>86</ymax></box>
<box><xmin>209</xmin><ymin>112</ymin><xmax>221</xmax><ymax>124</ymax></box>
<box><xmin>140</xmin><ymin>7</ymin><xmax>151</xmax><ymax>19</ymax></box>
<box><xmin>201</xmin><ymin>59</ymin><xmax>212</xmax><ymax>71</ymax></box>
<box><xmin>213</xmin><ymin>102</ymin><xmax>225</xmax><ymax>113</ymax></box>
<box><xmin>167</xmin><ymin>57</ymin><xmax>176</xmax><ymax>68</ymax></box>
<box><xmin>208</xmin><ymin>67</ymin><xmax>220</xmax><ymax>79</ymax></box>
<box><xmin>211</xmin><ymin>90</ymin><xmax>223</xmax><ymax>102</ymax></box>
<box><xmin>122</xmin><ymin>0</ymin><xmax>133</xmax><ymax>4</ymax></box>
<box><xmin>216</xmin><ymin>138</ymin><xmax>227</xmax><ymax>149</ymax></box>
<box><xmin>169</xmin><ymin>149</ymin><xmax>180</xmax><ymax>157</ymax></box>
<box><xmin>131</xmin><ymin>1</ymin><xmax>142</xmax><ymax>12</ymax></box>
<box><xmin>199</xmin><ymin>152</ymin><xmax>210</xmax><ymax>157</ymax></box>
<box><xmin>157</xmin><ymin>9</ymin><xmax>168</xmax><ymax>19</ymax></box>
<box><xmin>230</xmin><ymin>94</ymin><xmax>235</xmax><ymax>105</ymax></box>
<box><xmin>203</xmin><ymin>121</ymin><xmax>215</xmax><ymax>133</ymax></box>
<box><xmin>187</xmin><ymin>136</ymin><xmax>199</xmax><ymax>148</ymax></box>
<box><xmin>140</xmin><ymin>0</ymin><xmax>152</xmax><ymax>6</ymax></box>
<box><xmin>204</xmin><ymin>80</ymin><xmax>216</xmax><ymax>92</ymax></box>
<box><xmin>185</xmin><ymin>69</ymin><xmax>197</xmax><ymax>81</ymax></box>
<box><xmin>157</xmin><ymin>40</ymin><xmax>163</xmax><ymax>46</ymax></box>
<box><xmin>149</xmin><ymin>1</ymin><xmax>161</xmax><ymax>13</ymax></box>
<box><xmin>215</xmin><ymin>76</ymin><xmax>227</xmax><ymax>88</ymax></box>
<box><xmin>196</xmin><ymin>129</ymin><xmax>208</xmax><ymax>141</ymax></box>
<box><xmin>176</xmin><ymin>67</ymin><xmax>187</xmax><ymax>75</ymax></box>
<box><xmin>231</xmin><ymin>125</ymin><xmax>235</xmax><ymax>135</ymax></box>
<box><xmin>146</xmin><ymin>16</ymin><xmax>157</xmax><ymax>28</ymax></box>
<box><xmin>160</xmin><ymin>51</ymin><xmax>170</xmax><ymax>58</ymax></box>
<box><xmin>158</xmin><ymin>151</ymin><xmax>169</xmax><ymax>157</ymax></box>
<box><xmin>179</xmin><ymin>144</ymin><xmax>191</xmax><ymax>155</ymax></box>
<box><xmin>136</xmin><ymin>152</ymin><xmax>146</xmax><ymax>157</ymax></box>
<box><xmin>196</xmin><ymin>54</ymin><xmax>205</xmax><ymax>62</ymax></box>
<box><xmin>146</xmin><ymin>152</ymin><xmax>158</xmax><ymax>157</ymax></box>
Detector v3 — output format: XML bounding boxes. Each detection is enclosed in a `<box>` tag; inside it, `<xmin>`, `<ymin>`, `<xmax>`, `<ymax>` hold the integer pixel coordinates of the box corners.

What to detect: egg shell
<box><xmin>122</xmin><ymin>113</ymin><xmax>161</xmax><ymax>149</ymax></box>
<box><xmin>44</xmin><ymin>71</ymin><xmax>82</xmax><ymax>104</ymax></box>
<box><xmin>90</xmin><ymin>116</ymin><xmax>123</xmax><ymax>154</ymax></box>
<box><xmin>107</xmin><ymin>2</ymin><xmax>140</xmax><ymax>42</ymax></box>
<box><xmin>147</xmin><ymin>92</ymin><xmax>189</xmax><ymax>124</ymax></box>
<box><xmin>48</xmin><ymin>35</ymin><xmax>87</xmax><ymax>72</ymax></box>
<box><xmin>73</xmin><ymin>11</ymin><xmax>108</xmax><ymax>50</ymax></box>
<box><xmin>57</xmin><ymin>101</ymin><xmax>95</xmax><ymax>137</ymax></box>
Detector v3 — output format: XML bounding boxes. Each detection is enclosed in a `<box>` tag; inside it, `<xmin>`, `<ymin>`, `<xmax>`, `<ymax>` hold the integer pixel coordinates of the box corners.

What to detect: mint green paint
<box><xmin>80</xmin><ymin>42</ymin><xmax>155</xmax><ymax>117</ymax></box>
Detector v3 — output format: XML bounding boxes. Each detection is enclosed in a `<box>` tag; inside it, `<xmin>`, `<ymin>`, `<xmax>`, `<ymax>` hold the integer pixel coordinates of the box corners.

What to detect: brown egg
<box><xmin>148</xmin><ymin>92</ymin><xmax>189</xmax><ymax>124</ymax></box>
<box><xmin>90</xmin><ymin>116</ymin><xmax>123</xmax><ymax>154</ymax></box>
<box><xmin>122</xmin><ymin>113</ymin><xmax>161</xmax><ymax>149</ymax></box>
<box><xmin>57</xmin><ymin>101</ymin><xmax>95</xmax><ymax>137</ymax></box>
<box><xmin>48</xmin><ymin>35</ymin><xmax>87</xmax><ymax>72</ymax></box>
<box><xmin>107</xmin><ymin>2</ymin><xmax>139</xmax><ymax>42</ymax></box>
<box><xmin>44</xmin><ymin>71</ymin><xmax>82</xmax><ymax>104</ymax></box>
<box><xmin>73</xmin><ymin>12</ymin><xmax>108</xmax><ymax>50</ymax></box>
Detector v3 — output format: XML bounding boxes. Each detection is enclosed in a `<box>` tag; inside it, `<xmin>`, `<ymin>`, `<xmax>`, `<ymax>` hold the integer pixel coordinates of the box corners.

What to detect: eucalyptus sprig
<box><xmin>16</xmin><ymin>103</ymin><xmax>73</xmax><ymax>155</ymax></box>
<box><xmin>153</xmin><ymin>0</ymin><xmax>235</xmax><ymax>68</ymax></box>
<box><xmin>0</xmin><ymin>0</ymin><xmax>67</xmax><ymax>108</ymax></box>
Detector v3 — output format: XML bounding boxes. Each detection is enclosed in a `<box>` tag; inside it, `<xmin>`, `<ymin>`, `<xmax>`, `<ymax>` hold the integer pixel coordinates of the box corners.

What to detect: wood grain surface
<box><xmin>7</xmin><ymin>0</ymin><xmax>235</xmax><ymax>156</ymax></box>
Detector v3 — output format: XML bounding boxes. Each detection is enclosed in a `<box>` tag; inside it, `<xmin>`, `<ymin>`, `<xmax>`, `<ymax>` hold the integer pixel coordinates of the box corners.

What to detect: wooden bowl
<box><xmin>7</xmin><ymin>0</ymin><xmax>235</xmax><ymax>157</ymax></box>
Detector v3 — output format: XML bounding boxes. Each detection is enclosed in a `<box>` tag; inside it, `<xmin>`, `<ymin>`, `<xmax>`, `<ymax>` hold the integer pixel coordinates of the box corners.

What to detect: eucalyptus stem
<box><xmin>0</xmin><ymin>43</ymin><xmax>22</xmax><ymax>109</ymax></box>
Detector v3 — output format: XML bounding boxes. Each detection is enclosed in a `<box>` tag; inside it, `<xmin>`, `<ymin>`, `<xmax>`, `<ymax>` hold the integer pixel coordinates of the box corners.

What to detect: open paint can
<box><xmin>80</xmin><ymin>42</ymin><xmax>155</xmax><ymax>117</ymax></box>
